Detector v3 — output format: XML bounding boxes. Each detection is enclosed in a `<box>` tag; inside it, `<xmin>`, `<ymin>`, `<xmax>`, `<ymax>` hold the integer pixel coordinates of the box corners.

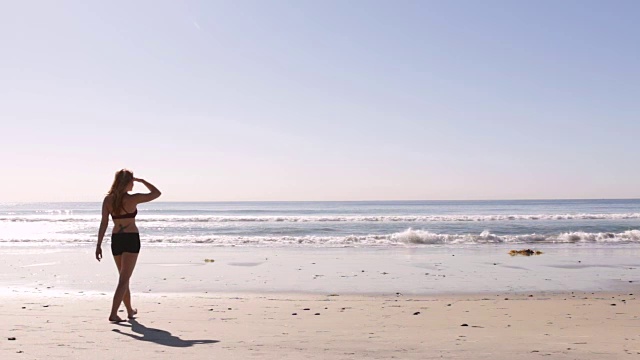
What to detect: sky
<box><xmin>1</xmin><ymin>0</ymin><xmax>639</xmax><ymax>202</ymax></box>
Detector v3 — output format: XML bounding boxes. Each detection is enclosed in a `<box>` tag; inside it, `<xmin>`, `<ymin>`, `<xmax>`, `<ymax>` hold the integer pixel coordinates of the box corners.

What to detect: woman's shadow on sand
<box><xmin>112</xmin><ymin>319</ymin><xmax>219</xmax><ymax>347</ymax></box>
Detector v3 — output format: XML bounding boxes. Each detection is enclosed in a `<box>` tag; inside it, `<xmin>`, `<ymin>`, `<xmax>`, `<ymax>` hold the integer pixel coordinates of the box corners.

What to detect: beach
<box><xmin>1</xmin><ymin>245</ymin><xmax>639</xmax><ymax>359</ymax></box>
<box><xmin>2</xmin><ymin>201</ymin><xmax>639</xmax><ymax>358</ymax></box>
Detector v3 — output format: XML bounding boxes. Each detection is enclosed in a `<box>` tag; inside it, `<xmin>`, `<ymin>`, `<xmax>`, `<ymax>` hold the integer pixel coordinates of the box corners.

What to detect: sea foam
<box><xmin>2</xmin><ymin>229</ymin><xmax>639</xmax><ymax>247</ymax></box>
<box><xmin>3</xmin><ymin>213</ymin><xmax>640</xmax><ymax>223</ymax></box>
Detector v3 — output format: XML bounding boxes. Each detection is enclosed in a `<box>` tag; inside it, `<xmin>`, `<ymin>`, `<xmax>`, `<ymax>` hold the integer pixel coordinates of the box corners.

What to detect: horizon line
<box><xmin>3</xmin><ymin>197</ymin><xmax>640</xmax><ymax>204</ymax></box>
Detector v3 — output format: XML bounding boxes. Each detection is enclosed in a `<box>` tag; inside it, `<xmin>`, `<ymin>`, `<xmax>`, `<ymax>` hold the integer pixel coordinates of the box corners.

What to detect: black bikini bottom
<box><xmin>111</xmin><ymin>233</ymin><xmax>141</xmax><ymax>256</ymax></box>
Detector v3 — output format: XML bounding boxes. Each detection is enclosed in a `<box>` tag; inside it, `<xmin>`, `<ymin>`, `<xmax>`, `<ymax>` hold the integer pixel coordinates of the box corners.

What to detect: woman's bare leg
<box><xmin>110</xmin><ymin>252</ymin><xmax>139</xmax><ymax>322</ymax></box>
<box><xmin>113</xmin><ymin>255</ymin><xmax>136</xmax><ymax>317</ymax></box>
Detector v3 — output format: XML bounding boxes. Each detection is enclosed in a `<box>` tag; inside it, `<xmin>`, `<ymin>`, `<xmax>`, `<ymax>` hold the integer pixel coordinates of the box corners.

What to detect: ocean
<box><xmin>1</xmin><ymin>199</ymin><xmax>639</xmax><ymax>247</ymax></box>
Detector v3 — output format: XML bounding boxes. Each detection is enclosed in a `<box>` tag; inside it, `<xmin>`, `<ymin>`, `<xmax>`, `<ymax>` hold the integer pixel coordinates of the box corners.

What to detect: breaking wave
<box><xmin>2</xmin><ymin>229</ymin><xmax>640</xmax><ymax>247</ymax></box>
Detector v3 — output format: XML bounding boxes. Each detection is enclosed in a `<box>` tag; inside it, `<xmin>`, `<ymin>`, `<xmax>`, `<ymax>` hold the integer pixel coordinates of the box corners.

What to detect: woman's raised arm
<box><xmin>131</xmin><ymin>178</ymin><xmax>161</xmax><ymax>204</ymax></box>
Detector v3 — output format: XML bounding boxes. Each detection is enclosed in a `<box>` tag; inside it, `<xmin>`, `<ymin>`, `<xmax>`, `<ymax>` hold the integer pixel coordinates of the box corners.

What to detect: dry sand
<box><xmin>2</xmin><ymin>291</ymin><xmax>639</xmax><ymax>359</ymax></box>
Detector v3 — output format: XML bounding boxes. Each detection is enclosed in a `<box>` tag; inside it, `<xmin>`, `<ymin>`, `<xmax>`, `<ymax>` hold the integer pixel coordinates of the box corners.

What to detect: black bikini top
<box><xmin>112</xmin><ymin>209</ymin><xmax>137</xmax><ymax>220</ymax></box>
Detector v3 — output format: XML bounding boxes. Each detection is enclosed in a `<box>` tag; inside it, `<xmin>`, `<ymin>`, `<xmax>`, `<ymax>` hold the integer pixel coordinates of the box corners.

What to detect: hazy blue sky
<box><xmin>1</xmin><ymin>0</ymin><xmax>639</xmax><ymax>201</ymax></box>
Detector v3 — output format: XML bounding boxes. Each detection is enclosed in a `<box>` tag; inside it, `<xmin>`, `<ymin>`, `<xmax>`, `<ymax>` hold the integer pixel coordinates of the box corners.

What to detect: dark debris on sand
<box><xmin>509</xmin><ymin>249</ymin><xmax>543</xmax><ymax>256</ymax></box>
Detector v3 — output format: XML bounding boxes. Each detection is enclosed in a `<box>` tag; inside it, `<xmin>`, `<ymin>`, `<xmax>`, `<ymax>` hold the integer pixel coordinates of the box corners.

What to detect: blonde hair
<box><xmin>107</xmin><ymin>169</ymin><xmax>134</xmax><ymax>215</ymax></box>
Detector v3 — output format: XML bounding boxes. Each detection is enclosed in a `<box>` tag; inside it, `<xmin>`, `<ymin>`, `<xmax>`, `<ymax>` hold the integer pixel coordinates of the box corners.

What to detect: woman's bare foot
<box><xmin>127</xmin><ymin>308</ymin><xmax>138</xmax><ymax>319</ymax></box>
<box><xmin>109</xmin><ymin>315</ymin><xmax>126</xmax><ymax>322</ymax></box>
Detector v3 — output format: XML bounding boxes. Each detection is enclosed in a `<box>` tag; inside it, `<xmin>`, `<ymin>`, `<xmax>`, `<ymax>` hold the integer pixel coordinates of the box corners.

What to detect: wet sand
<box><xmin>1</xmin><ymin>245</ymin><xmax>639</xmax><ymax>295</ymax></box>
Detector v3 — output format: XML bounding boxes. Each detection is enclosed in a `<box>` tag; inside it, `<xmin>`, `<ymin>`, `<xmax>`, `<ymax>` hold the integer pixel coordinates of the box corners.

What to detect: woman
<box><xmin>95</xmin><ymin>169</ymin><xmax>161</xmax><ymax>322</ymax></box>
